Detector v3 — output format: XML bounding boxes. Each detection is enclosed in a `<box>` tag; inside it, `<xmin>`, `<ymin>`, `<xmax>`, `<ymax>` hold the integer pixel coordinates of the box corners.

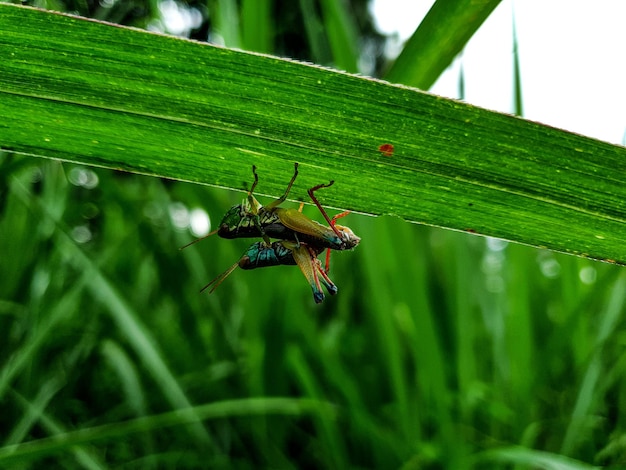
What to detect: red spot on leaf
<box><xmin>378</xmin><ymin>143</ymin><xmax>394</xmax><ymax>157</ymax></box>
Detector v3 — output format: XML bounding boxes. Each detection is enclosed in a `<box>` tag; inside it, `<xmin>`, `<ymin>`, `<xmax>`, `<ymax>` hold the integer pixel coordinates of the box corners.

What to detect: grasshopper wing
<box><xmin>282</xmin><ymin>241</ymin><xmax>326</xmax><ymax>303</ymax></box>
<box><xmin>275</xmin><ymin>208</ymin><xmax>343</xmax><ymax>249</ymax></box>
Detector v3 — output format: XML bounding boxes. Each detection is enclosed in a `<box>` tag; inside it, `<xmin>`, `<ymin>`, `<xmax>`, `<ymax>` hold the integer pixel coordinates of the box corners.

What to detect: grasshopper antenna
<box><xmin>179</xmin><ymin>229</ymin><xmax>219</xmax><ymax>250</ymax></box>
<box><xmin>200</xmin><ymin>262</ymin><xmax>239</xmax><ymax>293</ymax></box>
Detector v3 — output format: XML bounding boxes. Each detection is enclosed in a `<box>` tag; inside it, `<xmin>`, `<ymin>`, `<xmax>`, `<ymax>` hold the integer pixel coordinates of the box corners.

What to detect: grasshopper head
<box><xmin>335</xmin><ymin>225</ymin><xmax>360</xmax><ymax>250</ymax></box>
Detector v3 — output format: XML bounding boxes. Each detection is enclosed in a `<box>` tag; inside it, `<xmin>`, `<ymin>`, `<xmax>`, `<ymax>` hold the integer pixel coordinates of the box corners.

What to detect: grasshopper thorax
<box><xmin>216</xmin><ymin>201</ymin><xmax>284</xmax><ymax>239</ymax></box>
<box><xmin>216</xmin><ymin>203</ymin><xmax>250</xmax><ymax>238</ymax></box>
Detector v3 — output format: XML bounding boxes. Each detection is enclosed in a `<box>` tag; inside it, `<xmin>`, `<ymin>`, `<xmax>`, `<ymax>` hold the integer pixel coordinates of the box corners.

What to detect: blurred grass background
<box><xmin>2</xmin><ymin>0</ymin><xmax>626</xmax><ymax>468</ymax></box>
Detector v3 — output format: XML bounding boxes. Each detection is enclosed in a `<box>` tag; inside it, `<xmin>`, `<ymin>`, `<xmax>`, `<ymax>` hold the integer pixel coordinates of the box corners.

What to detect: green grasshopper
<box><xmin>182</xmin><ymin>163</ymin><xmax>360</xmax><ymax>259</ymax></box>
<box><xmin>203</xmin><ymin>240</ymin><xmax>337</xmax><ymax>303</ymax></box>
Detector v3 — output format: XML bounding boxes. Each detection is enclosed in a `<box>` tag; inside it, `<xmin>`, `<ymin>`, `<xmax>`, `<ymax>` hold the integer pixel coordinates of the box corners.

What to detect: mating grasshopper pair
<box><xmin>184</xmin><ymin>163</ymin><xmax>360</xmax><ymax>303</ymax></box>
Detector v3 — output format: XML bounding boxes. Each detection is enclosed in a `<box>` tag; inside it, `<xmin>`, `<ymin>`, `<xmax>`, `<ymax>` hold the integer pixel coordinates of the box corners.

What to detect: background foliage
<box><xmin>2</xmin><ymin>1</ymin><xmax>626</xmax><ymax>468</ymax></box>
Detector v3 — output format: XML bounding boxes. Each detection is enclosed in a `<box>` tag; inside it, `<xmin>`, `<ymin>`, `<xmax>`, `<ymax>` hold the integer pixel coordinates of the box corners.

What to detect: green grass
<box><xmin>2</xmin><ymin>156</ymin><xmax>623</xmax><ymax>468</ymax></box>
<box><xmin>1</xmin><ymin>1</ymin><xmax>626</xmax><ymax>468</ymax></box>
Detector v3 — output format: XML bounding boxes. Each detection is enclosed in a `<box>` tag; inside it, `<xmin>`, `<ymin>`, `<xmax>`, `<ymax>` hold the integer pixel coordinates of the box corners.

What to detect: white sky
<box><xmin>371</xmin><ymin>0</ymin><xmax>626</xmax><ymax>145</ymax></box>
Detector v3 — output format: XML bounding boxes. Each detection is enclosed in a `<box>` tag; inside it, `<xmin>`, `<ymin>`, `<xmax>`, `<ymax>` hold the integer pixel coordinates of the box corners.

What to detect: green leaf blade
<box><xmin>1</xmin><ymin>4</ymin><xmax>626</xmax><ymax>264</ymax></box>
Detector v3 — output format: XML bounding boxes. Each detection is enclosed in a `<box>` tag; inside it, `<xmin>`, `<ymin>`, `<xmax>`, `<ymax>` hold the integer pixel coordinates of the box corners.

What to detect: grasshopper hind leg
<box><xmin>287</xmin><ymin>242</ymin><xmax>337</xmax><ymax>303</ymax></box>
<box><xmin>263</xmin><ymin>162</ymin><xmax>299</xmax><ymax>212</ymax></box>
<box><xmin>315</xmin><ymin>258</ymin><xmax>338</xmax><ymax>295</ymax></box>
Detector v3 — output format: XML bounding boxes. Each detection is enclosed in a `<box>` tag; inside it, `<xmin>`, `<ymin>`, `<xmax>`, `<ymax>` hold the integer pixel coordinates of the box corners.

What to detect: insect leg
<box><xmin>264</xmin><ymin>162</ymin><xmax>299</xmax><ymax>211</ymax></box>
<box><xmin>246</xmin><ymin>165</ymin><xmax>272</xmax><ymax>244</ymax></box>
<box><xmin>324</xmin><ymin>248</ymin><xmax>332</xmax><ymax>274</ymax></box>
<box><xmin>248</xmin><ymin>165</ymin><xmax>260</xmax><ymax>198</ymax></box>
<box><xmin>307</xmin><ymin>180</ymin><xmax>344</xmax><ymax>240</ymax></box>
<box><xmin>313</xmin><ymin>257</ymin><xmax>338</xmax><ymax>295</ymax></box>
<box><xmin>321</xmin><ymin>210</ymin><xmax>350</xmax><ymax>271</ymax></box>
<box><xmin>331</xmin><ymin>210</ymin><xmax>351</xmax><ymax>225</ymax></box>
<box><xmin>287</xmin><ymin>241</ymin><xmax>325</xmax><ymax>303</ymax></box>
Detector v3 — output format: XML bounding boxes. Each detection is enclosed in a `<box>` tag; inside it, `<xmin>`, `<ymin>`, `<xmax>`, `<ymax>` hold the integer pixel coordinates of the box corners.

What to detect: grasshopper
<box><xmin>183</xmin><ymin>164</ymin><xmax>359</xmax><ymax>301</ymax></box>
<box><xmin>203</xmin><ymin>240</ymin><xmax>337</xmax><ymax>303</ymax></box>
<box><xmin>182</xmin><ymin>163</ymin><xmax>360</xmax><ymax>257</ymax></box>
